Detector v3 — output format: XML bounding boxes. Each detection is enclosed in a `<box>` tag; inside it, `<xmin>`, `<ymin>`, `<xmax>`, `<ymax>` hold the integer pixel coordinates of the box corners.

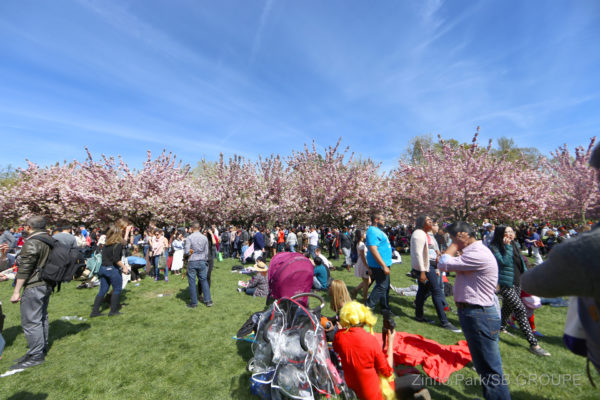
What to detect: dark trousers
<box><xmin>221</xmin><ymin>244</ymin><xmax>230</xmax><ymax>258</ymax></box>
<box><xmin>130</xmin><ymin>265</ymin><xmax>142</xmax><ymax>280</ymax></box>
<box><xmin>415</xmin><ymin>265</ymin><xmax>449</xmax><ymax>325</ymax></box>
<box><xmin>366</xmin><ymin>267</ymin><xmax>391</xmax><ymax>312</ymax></box>
<box><xmin>20</xmin><ymin>285</ymin><xmax>52</xmax><ymax>358</ymax></box>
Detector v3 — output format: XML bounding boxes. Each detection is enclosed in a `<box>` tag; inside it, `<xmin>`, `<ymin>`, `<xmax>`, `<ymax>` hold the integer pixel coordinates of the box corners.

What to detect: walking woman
<box><xmin>90</xmin><ymin>223</ymin><xmax>130</xmax><ymax>317</ymax></box>
<box><xmin>490</xmin><ymin>225</ymin><xmax>550</xmax><ymax>356</ymax></box>
<box><xmin>350</xmin><ymin>230</ymin><xmax>371</xmax><ymax>301</ymax></box>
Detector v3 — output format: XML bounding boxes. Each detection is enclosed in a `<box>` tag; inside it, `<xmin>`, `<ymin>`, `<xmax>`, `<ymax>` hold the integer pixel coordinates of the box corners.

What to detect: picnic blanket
<box><xmin>375</xmin><ymin>331</ymin><xmax>472</xmax><ymax>383</ymax></box>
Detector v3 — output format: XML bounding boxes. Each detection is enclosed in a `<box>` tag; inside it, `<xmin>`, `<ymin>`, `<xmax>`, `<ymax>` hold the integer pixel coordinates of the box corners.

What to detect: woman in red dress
<box><xmin>333</xmin><ymin>301</ymin><xmax>395</xmax><ymax>400</ymax></box>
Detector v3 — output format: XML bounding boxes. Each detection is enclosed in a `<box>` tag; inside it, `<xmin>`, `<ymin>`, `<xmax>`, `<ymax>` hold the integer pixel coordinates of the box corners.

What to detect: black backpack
<box><xmin>33</xmin><ymin>236</ymin><xmax>85</xmax><ymax>291</ymax></box>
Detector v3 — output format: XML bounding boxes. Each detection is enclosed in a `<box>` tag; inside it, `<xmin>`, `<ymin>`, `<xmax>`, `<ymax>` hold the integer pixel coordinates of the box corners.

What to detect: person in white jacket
<box><xmin>410</xmin><ymin>215</ymin><xmax>460</xmax><ymax>332</ymax></box>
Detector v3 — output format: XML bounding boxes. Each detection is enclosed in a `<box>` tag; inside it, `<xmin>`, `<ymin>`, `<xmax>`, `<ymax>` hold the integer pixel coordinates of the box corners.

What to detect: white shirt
<box><xmin>308</xmin><ymin>231</ymin><xmax>319</xmax><ymax>246</ymax></box>
<box><xmin>317</xmin><ymin>254</ymin><xmax>333</xmax><ymax>269</ymax></box>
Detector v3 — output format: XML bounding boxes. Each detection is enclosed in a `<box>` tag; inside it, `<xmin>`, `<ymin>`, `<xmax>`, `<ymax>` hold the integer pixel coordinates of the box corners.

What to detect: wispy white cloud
<box><xmin>250</xmin><ymin>0</ymin><xmax>275</xmax><ymax>64</ymax></box>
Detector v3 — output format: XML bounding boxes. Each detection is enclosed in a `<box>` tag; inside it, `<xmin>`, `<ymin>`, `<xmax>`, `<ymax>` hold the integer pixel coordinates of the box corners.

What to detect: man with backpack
<box><xmin>9</xmin><ymin>216</ymin><xmax>54</xmax><ymax>371</ymax></box>
<box><xmin>220</xmin><ymin>229</ymin><xmax>230</xmax><ymax>259</ymax></box>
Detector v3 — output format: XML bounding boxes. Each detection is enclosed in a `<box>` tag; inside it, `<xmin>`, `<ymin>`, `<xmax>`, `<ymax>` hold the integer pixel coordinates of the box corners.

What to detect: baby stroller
<box><xmin>248</xmin><ymin>293</ymin><xmax>352</xmax><ymax>399</ymax></box>
<box><xmin>268</xmin><ymin>253</ymin><xmax>314</xmax><ymax>307</ymax></box>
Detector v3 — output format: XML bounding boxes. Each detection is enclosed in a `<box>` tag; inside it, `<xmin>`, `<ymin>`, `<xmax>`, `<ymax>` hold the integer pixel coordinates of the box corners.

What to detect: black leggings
<box><xmin>500</xmin><ymin>285</ymin><xmax>537</xmax><ymax>346</ymax></box>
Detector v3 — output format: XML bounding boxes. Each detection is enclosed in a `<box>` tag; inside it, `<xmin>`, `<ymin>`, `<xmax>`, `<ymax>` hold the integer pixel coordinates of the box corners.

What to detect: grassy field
<box><xmin>0</xmin><ymin>254</ymin><xmax>597</xmax><ymax>400</ymax></box>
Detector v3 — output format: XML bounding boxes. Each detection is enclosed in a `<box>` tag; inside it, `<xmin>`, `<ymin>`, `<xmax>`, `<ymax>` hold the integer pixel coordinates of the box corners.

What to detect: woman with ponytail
<box><xmin>333</xmin><ymin>301</ymin><xmax>396</xmax><ymax>400</ymax></box>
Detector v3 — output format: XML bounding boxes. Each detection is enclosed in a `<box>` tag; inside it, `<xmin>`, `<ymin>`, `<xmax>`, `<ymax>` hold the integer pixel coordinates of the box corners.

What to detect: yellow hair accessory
<box><xmin>339</xmin><ymin>301</ymin><xmax>377</xmax><ymax>334</ymax></box>
<box><xmin>379</xmin><ymin>374</ymin><xmax>397</xmax><ymax>400</ymax></box>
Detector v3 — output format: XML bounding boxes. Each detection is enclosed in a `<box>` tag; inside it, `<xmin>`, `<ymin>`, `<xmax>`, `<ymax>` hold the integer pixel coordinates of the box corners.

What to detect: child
<box><xmin>243</xmin><ymin>260</ymin><xmax>268</xmax><ymax>297</ymax></box>
<box><xmin>323</xmin><ymin>280</ymin><xmax>351</xmax><ymax>342</ymax></box>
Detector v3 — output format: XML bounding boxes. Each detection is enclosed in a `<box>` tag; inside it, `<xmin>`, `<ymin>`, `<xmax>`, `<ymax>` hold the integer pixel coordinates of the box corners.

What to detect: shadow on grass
<box><xmin>230</xmin><ymin>339</ymin><xmax>257</xmax><ymax>399</ymax></box>
<box><xmin>6</xmin><ymin>392</ymin><xmax>48</xmax><ymax>400</ymax></box>
<box><xmin>511</xmin><ymin>390</ymin><xmax>552</xmax><ymax>400</ymax></box>
<box><xmin>176</xmin><ymin>288</ymin><xmax>190</xmax><ymax>304</ymax></box>
<box><xmin>175</xmin><ymin>284</ymin><xmax>215</xmax><ymax>305</ymax></box>
<box><xmin>2</xmin><ymin>319</ymin><xmax>90</xmax><ymax>352</ymax></box>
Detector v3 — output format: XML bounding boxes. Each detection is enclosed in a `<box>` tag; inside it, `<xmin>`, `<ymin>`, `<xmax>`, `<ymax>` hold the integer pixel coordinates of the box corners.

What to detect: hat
<box><xmin>254</xmin><ymin>261</ymin><xmax>268</xmax><ymax>272</ymax></box>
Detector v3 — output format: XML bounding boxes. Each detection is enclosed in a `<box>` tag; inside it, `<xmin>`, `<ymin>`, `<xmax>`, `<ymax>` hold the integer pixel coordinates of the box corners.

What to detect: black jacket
<box><xmin>16</xmin><ymin>231</ymin><xmax>52</xmax><ymax>289</ymax></box>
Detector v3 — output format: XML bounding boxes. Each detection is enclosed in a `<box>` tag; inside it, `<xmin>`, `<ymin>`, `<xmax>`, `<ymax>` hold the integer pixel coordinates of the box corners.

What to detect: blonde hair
<box><xmin>339</xmin><ymin>301</ymin><xmax>377</xmax><ymax>333</ymax></box>
<box><xmin>329</xmin><ymin>280</ymin><xmax>352</xmax><ymax>313</ymax></box>
<box><xmin>105</xmin><ymin>224</ymin><xmax>124</xmax><ymax>246</ymax></box>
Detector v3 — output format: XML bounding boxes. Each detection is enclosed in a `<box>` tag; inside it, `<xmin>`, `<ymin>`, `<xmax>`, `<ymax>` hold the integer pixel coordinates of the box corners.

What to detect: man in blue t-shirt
<box><xmin>365</xmin><ymin>212</ymin><xmax>393</xmax><ymax>313</ymax></box>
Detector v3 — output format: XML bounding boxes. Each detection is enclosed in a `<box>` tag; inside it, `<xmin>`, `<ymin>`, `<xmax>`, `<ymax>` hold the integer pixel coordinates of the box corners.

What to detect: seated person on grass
<box><xmin>243</xmin><ymin>260</ymin><xmax>268</xmax><ymax>297</ymax></box>
<box><xmin>312</xmin><ymin>257</ymin><xmax>329</xmax><ymax>291</ymax></box>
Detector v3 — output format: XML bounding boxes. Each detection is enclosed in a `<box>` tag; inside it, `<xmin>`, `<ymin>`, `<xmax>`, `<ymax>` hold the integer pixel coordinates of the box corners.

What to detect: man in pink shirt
<box><xmin>438</xmin><ymin>221</ymin><xmax>510</xmax><ymax>400</ymax></box>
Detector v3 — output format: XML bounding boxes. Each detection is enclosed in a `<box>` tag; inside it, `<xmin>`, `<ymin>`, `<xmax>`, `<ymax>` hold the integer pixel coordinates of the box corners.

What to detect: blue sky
<box><xmin>1</xmin><ymin>0</ymin><xmax>599</xmax><ymax>171</ymax></box>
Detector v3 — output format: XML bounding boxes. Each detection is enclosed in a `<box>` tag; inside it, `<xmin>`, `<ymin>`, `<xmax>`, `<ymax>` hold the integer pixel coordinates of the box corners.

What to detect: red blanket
<box><xmin>376</xmin><ymin>332</ymin><xmax>472</xmax><ymax>383</ymax></box>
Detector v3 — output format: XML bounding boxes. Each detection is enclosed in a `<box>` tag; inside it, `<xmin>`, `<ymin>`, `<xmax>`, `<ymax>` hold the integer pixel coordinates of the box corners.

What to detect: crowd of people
<box><xmin>1</xmin><ymin>150</ymin><xmax>600</xmax><ymax>399</ymax></box>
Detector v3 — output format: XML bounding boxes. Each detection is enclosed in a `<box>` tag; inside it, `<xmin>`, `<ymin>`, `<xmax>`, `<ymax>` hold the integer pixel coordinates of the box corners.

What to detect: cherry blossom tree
<box><xmin>287</xmin><ymin>139</ymin><xmax>389</xmax><ymax>226</ymax></box>
<box><xmin>391</xmin><ymin>129</ymin><xmax>549</xmax><ymax>222</ymax></box>
<box><xmin>548</xmin><ymin>138</ymin><xmax>599</xmax><ymax>223</ymax></box>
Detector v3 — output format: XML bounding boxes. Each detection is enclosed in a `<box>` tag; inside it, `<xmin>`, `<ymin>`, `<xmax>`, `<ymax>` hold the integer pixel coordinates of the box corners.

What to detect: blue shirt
<box><xmin>254</xmin><ymin>232</ymin><xmax>265</xmax><ymax>250</ymax></box>
<box><xmin>366</xmin><ymin>226</ymin><xmax>392</xmax><ymax>268</ymax></box>
<box><xmin>314</xmin><ymin>264</ymin><xmax>328</xmax><ymax>289</ymax></box>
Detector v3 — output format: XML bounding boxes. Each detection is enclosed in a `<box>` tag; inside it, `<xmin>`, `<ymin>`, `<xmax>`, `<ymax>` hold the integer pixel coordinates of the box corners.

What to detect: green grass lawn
<box><xmin>0</xmin><ymin>254</ymin><xmax>597</xmax><ymax>400</ymax></box>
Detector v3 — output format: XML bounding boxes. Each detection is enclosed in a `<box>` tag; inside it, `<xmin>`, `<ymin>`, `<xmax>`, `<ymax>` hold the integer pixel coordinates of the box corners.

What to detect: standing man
<box><xmin>340</xmin><ymin>227</ymin><xmax>353</xmax><ymax>271</ymax></box>
<box><xmin>53</xmin><ymin>224</ymin><xmax>77</xmax><ymax>249</ymax></box>
<box><xmin>332</xmin><ymin>228</ymin><xmax>340</xmax><ymax>260</ymax></box>
<box><xmin>220</xmin><ymin>229</ymin><xmax>230</xmax><ymax>259</ymax></box>
<box><xmin>9</xmin><ymin>216</ymin><xmax>54</xmax><ymax>371</ymax></box>
<box><xmin>307</xmin><ymin>227</ymin><xmax>319</xmax><ymax>259</ymax></box>
<box><xmin>253</xmin><ymin>227</ymin><xmax>265</xmax><ymax>260</ymax></box>
<box><xmin>411</xmin><ymin>215</ymin><xmax>460</xmax><ymax>332</ymax></box>
<box><xmin>184</xmin><ymin>223</ymin><xmax>212</xmax><ymax>308</ymax></box>
<box><xmin>438</xmin><ymin>222</ymin><xmax>511</xmax><ymax>400</ymax></box>
<box><xmin>365</xmin><ymin>212</ymin><xmax>393</xmax><ymax>314</ymax></box>
<box><xmin>276</xmin><ymin>227</ymin><xmax>285</xmax><ymax>253</ymax></box>
<box><xmin>286</xmin><ymin>228</ymin><xmax>298</xmax><ymax>253</ymax></box>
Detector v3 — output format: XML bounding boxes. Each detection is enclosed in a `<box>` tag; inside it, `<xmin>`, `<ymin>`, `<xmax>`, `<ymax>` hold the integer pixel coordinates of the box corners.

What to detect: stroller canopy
<box><xmin>268</xmin><ymin>253</ymin><xmax>314</xmax><ymax>306</ymax></box>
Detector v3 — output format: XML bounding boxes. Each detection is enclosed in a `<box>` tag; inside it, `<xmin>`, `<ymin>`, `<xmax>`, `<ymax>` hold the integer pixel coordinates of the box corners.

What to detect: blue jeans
<box><xmin>289</xmin><ymin>244</ymin><xmax>295</xmax><ymax>253</ymax></box>
<box><xmin>366</xmin><ymin>267</ymin><xmax>390</xmax><ymax>312</ymax></box>
<box><xmin>313</xmin><ymin>276</ymin><xmax>323</xmax><ymax>290</ymax></box>
<box><xmin>152</xmin><ymin>255</ymin><xmax>168</xmax><ymax>279</ymax></box>
<box><xmin>187</xmin><ymin>260</ymin><xmax>211</xmax><ymax>305</ymax></box>
<box><xmin>458</xmin><ymin>305</ymin><xmax>511</xmax><ymax>400</ymax></box>
<box><xmin>0</xmin><ymin>332</ymin><xmax>5</xmax><ymax>357</ymax></box>
<box><xmin>98</xmin><ymin>266</ymin><xmax>123</xmax><ymax>296</ymax></box>
<box><xmin>308</xmin><ymin>245</ymin><xmax>317</xmax><ymax>258</ymax></box>
<box><xmin>415</xmin><ymin>265</ymin><xmax>449</xmax><ymax>324</ymax></box>
<box><xmin>245</xmin><ymin>287</ymin><xmax>256</xmax><ymax>296</ymax></box>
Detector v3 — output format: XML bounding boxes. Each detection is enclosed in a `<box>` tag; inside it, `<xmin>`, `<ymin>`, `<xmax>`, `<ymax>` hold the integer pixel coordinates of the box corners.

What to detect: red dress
<box><xmin>333</xmin><ymin>327</ymin><xmax>393</xmax><ymax>400</ymax></box>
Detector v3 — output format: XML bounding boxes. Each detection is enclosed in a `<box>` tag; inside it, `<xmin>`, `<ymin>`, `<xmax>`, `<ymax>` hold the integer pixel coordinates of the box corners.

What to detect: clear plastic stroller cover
<box><xmin>248</xmin><ymin>295</ymin><xmax>344</xmax><ymax>399</ymax></box>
